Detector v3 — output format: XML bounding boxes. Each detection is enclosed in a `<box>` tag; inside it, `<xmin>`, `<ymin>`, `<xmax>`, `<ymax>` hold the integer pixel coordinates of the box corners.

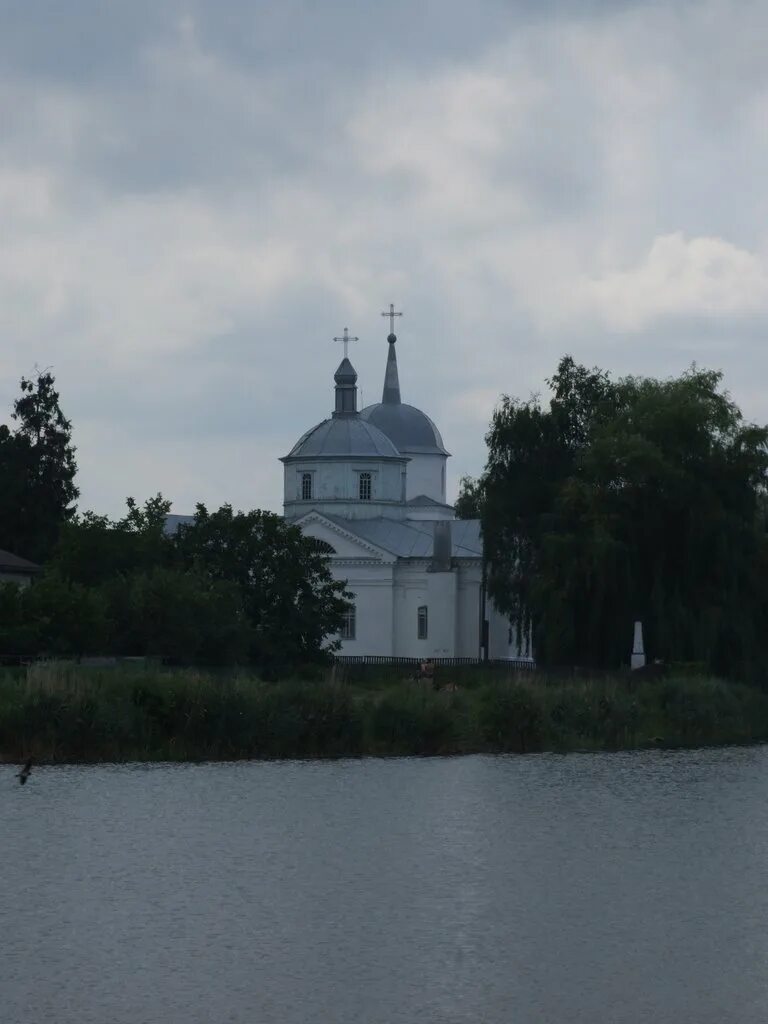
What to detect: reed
<box><xmin>1</xmin><ymin>663</ymin><xmax>768</xmax><ymax>762</ymax></box>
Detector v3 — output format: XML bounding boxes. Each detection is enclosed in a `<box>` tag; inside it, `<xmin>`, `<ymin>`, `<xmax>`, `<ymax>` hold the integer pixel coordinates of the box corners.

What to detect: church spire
<box><xmin>332</xmin><ymin>327</ymin><xmax>359</xmax><ymax>417</ymax></box>
<box><xmin>380</xmin><ymin>303</ymin><xmax>403</xmax><ymax>405</ymax></box>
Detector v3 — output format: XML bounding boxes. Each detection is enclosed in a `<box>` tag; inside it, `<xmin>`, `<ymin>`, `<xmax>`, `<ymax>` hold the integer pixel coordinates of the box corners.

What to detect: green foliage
<box><xmin>0</xmin><ymin>371</ymin><xmax>78</xmax><ymax>561</ymax></box>
<box><xmin>173</xmin><ymin>504</ymin><xmax>351</xmax><ymax>671</ymax></box>
<box><xmin>54</xmin><ymin>495</ymin><xmax>172</xmax><ymax>586</ymax></box>
<box><xmin>480</xmin><ymin>356</ymin><xmax>768</xmax><ymax>675</ymax></box>
<box><xmin>477</xmin><ymin>682</ymin><xmax>544</xmax><ymax>752</ymax></box>
<box><xmin>109</xmin><ymin>567</ymin><xmax>250</xmax><ymax>665</ymax></box>
<box><xmin>251</xmin><ymin>682</ymin><xmax>365</xmax><ymax>757</ymax></box>
<box><xmin>0</xmin><ymin>369</ymin><xmax>349</xmax><ymax>670</ymax></box>
<box><xmin>13</xmin><ymin>494</ymin><xmax>349</xmax><ymax>670</ymax></box>
<box><xmin>454</xmin><ymin>475</ymin><xmax>484</xmax><ymax>519</ymax></box>
<box><xmin>0</xmin><ymin>576</ymin><xmax>108</xmax><ymax>657</ymax></box>
<box><xmin>369</xmin><ymin>686</ymin><xmax>461</xmax><ymax>754</ymax></box>
<box><xmin>3</xmin><ymin>666</ymin><xmax>768</xmax><ymax>763</ymax></box>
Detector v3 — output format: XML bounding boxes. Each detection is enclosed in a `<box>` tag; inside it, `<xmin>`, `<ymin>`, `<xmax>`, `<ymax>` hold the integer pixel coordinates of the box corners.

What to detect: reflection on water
<box><xmin>2</xmin><ymin>748</ymin><xmax>768</xmax><ymax>1024</ymax></box>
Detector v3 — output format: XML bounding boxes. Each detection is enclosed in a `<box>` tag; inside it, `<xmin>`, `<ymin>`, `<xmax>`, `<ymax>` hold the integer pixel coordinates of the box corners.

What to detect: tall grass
<box><xmin>1</xmin><ymin>662</ymin><xmax>768</xmax><ymax>762</ymax></box>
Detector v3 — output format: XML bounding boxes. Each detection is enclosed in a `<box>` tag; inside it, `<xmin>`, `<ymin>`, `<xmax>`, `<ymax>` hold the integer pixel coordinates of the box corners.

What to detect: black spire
<box><xmin>382</xmin><ymin>333</ymin><xmax>401</xmax><ymax>404</ymax></box>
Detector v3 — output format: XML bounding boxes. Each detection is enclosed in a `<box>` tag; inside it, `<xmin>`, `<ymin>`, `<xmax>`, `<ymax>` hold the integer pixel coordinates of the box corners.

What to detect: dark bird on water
<box><xmin>17</xmin><ymin>757</ymin><xmax>32</xmax><ymax>785</ymax></box>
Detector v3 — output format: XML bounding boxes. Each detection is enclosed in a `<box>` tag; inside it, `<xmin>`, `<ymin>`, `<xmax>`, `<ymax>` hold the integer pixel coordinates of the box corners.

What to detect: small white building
<box><xmin>0</xmin><ymin>549</ymin><xmax>40</xmax><ymax>587</ymax></box>
<box><xmin>282</xmin><ymin>324</ymin><xmax>529</xmax><ymax>660</ymax></box>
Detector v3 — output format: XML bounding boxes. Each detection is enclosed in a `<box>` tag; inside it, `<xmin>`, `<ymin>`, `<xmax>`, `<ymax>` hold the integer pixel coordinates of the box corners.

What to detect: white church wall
<box><xmin>456</xmin><ymin>563</ymin><xmax>483</xmax><ymax>658</ymax></box>
<box><xmin>487</xmin><ymin>599</ymin><xmax>512</xmax><ymax>660</ymax></box>
<box><xmin>483</xmin><ymin>598</ymin><xmax>534</xmax><ymax>661</ymax></box>
<box><xmin>392</xmin><ymin>562</ymin><xmax>457</xmax><ymax>658</ymax></box>
<box><xmin>426</xmin><ymin>571</ymin><xmax>458</xmax><ymax>657</ymax></box>
<box><xmin>405</xmin><ymin>504</ymin><xmax>455</xmax><ymax>522</ymax></box>
<box><xmin>403</xmin><ymin>453</ymin><xmax>447</xmax><ymax>503</ymax></box>
<box><xmin>284</xmin><ymin>460</ymin><xmax>407</xmax><ymax>520</ymax></box>
<box><xmin>331</xmin><ymin>562</ymin><xmax>395</xmax><ymax>656</ymax></box>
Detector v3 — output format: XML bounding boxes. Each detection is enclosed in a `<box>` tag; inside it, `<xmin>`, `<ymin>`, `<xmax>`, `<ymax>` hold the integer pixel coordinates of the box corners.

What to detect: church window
<box><xmin>341</xmin><ymin>604</ymin><xmax>356</xmax><ymax>640</ymax></box>
<box><xmin>301</xmin><ymin>473</ymin><xmax>313</xmax><ymax>500</ymax></box>
<box><xmin>359</xmin><ymin>472</ymin><xmax>372</xmax><ymax>501</ymax></box>
<box><xmin>417</xmin><ymin>605</ymin><xmax>428</xmax><ymax>639</ymax></box>
<box><xmin>309</xmin><ymin>538</ymin><xmax>335</xmax><ymax>555</ymax></box>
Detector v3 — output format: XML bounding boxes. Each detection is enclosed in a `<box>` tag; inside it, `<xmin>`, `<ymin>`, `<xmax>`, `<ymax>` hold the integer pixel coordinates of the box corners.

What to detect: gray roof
<box><xmin>283</xmin><ymin>416</ymin><xmax>405</xmax><ymax>461</ymax></box>
<box><xmin>164</xmin><ymin>513</ymin><xmax>195</xmax><ymax>536</ymax></box>
<box><xmin>360</xmin><ymin>331</ymin><xmax>449</xmax><ymax>455</ymax></box>
<box><xmin>359</xmin><ymin>402</ymin><xmax>448</xmax><ymax>455</ymax></box>
<box><xmin>407</xmin><ymin>494</ymin><xmax>453</xmax><ymax>508</ymax></box>
<box><xmin>321</xmin><ymin>514</ymin><xmax>483</xmax><ymax>559</ymax></box>
<box><xmin>0</xmin><ymin>549</ymin><xmax>41</xmax><ymax>573</ymax></box>
<box><xmin>334</xmin><ymin>357</ymin><xmax>357</xmax><ymax>383</ymax></box>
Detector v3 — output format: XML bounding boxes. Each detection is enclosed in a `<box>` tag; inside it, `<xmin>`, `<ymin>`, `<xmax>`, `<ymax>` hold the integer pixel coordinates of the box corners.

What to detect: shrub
<box><xmin>477</xmin><ymin>682</ymin><xmax>543</xmax><ymax>753</ymax></box>
<box><xmin>369</xmin><ymin>686</ymin><xmax>460</xmax><ymax>755</ymax></box>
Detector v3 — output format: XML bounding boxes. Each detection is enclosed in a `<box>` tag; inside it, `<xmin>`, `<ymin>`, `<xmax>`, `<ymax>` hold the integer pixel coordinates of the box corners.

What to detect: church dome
<box><xmin>285</xmin><ymin>416</ymin><xmax>404</xmax><ymax>460</ymax></box>
<box><xmin>359</xmin><ymin>402</ymin><xmax>447</xmax><ymax>455</ymax></box>
<box><xmin>359</xmin><ymin>324</ymin><xmax>449</xmax><ymax>456</ymax></box>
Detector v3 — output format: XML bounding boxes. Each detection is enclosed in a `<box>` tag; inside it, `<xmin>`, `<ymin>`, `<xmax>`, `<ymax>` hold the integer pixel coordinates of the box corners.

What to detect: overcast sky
<box><xmin>1</xmin><ymin>0</ymin><xmax>766</xmax><ymax>515</ymax></box>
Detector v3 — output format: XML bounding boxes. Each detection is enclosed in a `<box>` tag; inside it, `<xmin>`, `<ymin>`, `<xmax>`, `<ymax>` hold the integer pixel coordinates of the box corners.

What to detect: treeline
<box><xmin>0</xmin><ymin>498</ymin><xmax>350</xmax><ymax>672</ymax></box>
<box><xmin>459</xmin><ymin>357</ymin><xmax>768</xmax><ymax>680</ymax></box>
<box><xmin>0</xmin><ymin>374</ymin><xmax>349</xmax><ymax>672</ymax></box>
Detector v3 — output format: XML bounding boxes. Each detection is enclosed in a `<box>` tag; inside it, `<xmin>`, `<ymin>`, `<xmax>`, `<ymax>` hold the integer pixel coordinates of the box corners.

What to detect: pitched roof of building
<box><xmin>321</xmin><ymin>514</ymin><xmax>482</xmax><ymax>559</ymax></box>
<box><xmin>164</xmin><ymin>514</ymin><xmax>195</xmax><ymax>536</ymax></box>
<box><xmin>0</xmin><ymin>549</ymin><xmax>41</xmax><ymax>573</ymax></box>
<box><xmin>407</xmin><ymin>494</ymin><xmax>453</xmax><ymax>508</ymax></box>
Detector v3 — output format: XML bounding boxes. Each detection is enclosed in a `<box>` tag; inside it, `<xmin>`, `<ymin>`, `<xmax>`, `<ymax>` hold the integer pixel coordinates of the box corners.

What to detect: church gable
<box><xmin>295</xmin><ymin>512</ymin><xmax>395</xmax><ymax>562</ymax></box>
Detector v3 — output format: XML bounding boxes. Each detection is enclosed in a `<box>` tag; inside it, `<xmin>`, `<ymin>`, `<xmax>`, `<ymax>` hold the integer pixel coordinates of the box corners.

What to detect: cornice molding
<box><xmin>295</xmin><ymin>511</ymin><xmax>393</xmax><ymax>561</ymax></box>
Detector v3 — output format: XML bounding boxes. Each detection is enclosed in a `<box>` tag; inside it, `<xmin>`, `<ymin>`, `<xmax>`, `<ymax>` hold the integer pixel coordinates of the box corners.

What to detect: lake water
<box><xmin>2</xmin><ymin>748</ymin><xmax>768</xmax><ymax>1023</ymax></box>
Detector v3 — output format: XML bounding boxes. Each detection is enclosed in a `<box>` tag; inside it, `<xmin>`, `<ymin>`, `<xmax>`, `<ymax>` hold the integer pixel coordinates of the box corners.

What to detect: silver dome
<box><xmin>283</xmin><ymin>416</ymin><xmax>405</xmax><ymax>461</ymax></box>
<box><xmin>359</xmin><ymin>402</ymin><xmax>448</xmax><ymax>455</ymax></box>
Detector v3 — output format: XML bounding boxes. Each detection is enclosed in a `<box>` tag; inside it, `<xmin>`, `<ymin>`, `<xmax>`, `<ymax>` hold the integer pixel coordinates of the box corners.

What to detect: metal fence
<box><xmin>334</xmin><ymin>655</ymin><xmax>536</xmax><ymax>670</ymax></box>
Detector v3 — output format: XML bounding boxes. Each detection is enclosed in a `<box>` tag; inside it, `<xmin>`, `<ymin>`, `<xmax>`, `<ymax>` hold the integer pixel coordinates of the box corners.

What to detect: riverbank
<box><xmin>1</xmin><ymin>662</ymin><xmax>767</xmax><ymax>762</ymax></box>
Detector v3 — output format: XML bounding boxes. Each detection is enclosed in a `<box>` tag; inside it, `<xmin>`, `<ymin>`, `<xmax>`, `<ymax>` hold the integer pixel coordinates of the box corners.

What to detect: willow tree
<box><xmin>480</xmin><ymin>356</ymin><xmax>768</xmax><ymax>676</ymax></box>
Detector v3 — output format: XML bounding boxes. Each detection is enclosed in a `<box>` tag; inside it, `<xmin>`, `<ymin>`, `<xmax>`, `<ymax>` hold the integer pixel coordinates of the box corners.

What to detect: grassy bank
<box><xmin>1</xmin><ymin>662</ymin><xmax>768</xmax><ymax>763</ymax></box>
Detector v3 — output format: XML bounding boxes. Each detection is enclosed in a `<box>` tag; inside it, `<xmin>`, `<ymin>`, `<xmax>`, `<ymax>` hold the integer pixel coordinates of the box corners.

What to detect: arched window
<box><xmin>417</xmin><ymin>605</ymin><xmax>428</xmax><ymax>639</ymax></box>
<box><xmin>308</xmin><ymin>538</ymin><xmax>335</xmax><ymax>555</ymax></box>
<box><xmin>341</xmin><ymin>604</ymin><xmax>356</xmax><ymax>640</ymax></box>
<box><xmin>359</xmin><ymin>472</ymin><xmax>372</xmax><ymax>501</ymax></box>
<box><xmin>301</xmin><ymin>472</ymin><xmax>313</xmax><ymax>500</ymax></box>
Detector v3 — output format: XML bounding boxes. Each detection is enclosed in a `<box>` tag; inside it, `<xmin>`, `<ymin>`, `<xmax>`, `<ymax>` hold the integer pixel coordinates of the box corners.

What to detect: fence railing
<box><xmin>334</xmin><ymin>655</ymin><xmax>536</xmax><ymax>669</ymax></box>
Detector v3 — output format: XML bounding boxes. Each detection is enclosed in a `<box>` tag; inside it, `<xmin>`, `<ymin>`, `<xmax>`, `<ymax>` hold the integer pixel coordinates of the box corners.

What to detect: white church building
<box><xmin>282</xmin><ymin>314</ymin><xmax>526</xmax><ymax>660</ymax></box>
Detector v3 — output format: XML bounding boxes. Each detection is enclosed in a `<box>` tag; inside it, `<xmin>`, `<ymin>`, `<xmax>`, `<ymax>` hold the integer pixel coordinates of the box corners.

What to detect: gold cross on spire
<box><xmin>333</xmin><ymin>326</ymin><xmax>358</xmax><ymax>360</ymax></box>
<box><xmin>381</xmin><ymin>303</ymin><xmax>403</xmax><ymax>334</ymax></box>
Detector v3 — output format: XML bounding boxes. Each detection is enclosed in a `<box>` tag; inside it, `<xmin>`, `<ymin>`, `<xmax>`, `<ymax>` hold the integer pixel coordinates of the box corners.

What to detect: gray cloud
<box><xmin>0</xmin><ymin>0</ymin><xmax>766</xmax><ymax>517</ymax></box>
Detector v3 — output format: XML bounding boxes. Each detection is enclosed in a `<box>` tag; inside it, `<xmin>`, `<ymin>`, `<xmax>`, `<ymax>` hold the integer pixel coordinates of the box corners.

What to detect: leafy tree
<box><xmin>0</xmin><ymin>583</ymin><xmax>38</xmax><ymax>656</ymax></box>
<box><xmin>480</xmin><ymin>356</ymin><xmax>768</xmax><ymax>676</ymax></box>
<box><xmin>454</xmin><ymin>475</ymin><xmax>484</xmax><ymax>519</ymax></box>
<box><xmin>173</xmin><ymin>504</ymin><xmax>351</xmax><ymax>672</ymax></box>
<box><xmin>107</xmin><ymin>567</ymin><xmax>249</xmax><ymax>665</ymax></box>
<box><xmin>2</xmin><ymin>574</ymin><xmax>110</xmax><ymax>657</ymax></box>
<box><xmin>0</xmin><ymin>371</ymin><xmax>79</xmax><ymax>561</ymax></box>
<box><xmin>54</xmin><ymin>495</ymin><xmax>172</xmax><ymax>586</ymax></box>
